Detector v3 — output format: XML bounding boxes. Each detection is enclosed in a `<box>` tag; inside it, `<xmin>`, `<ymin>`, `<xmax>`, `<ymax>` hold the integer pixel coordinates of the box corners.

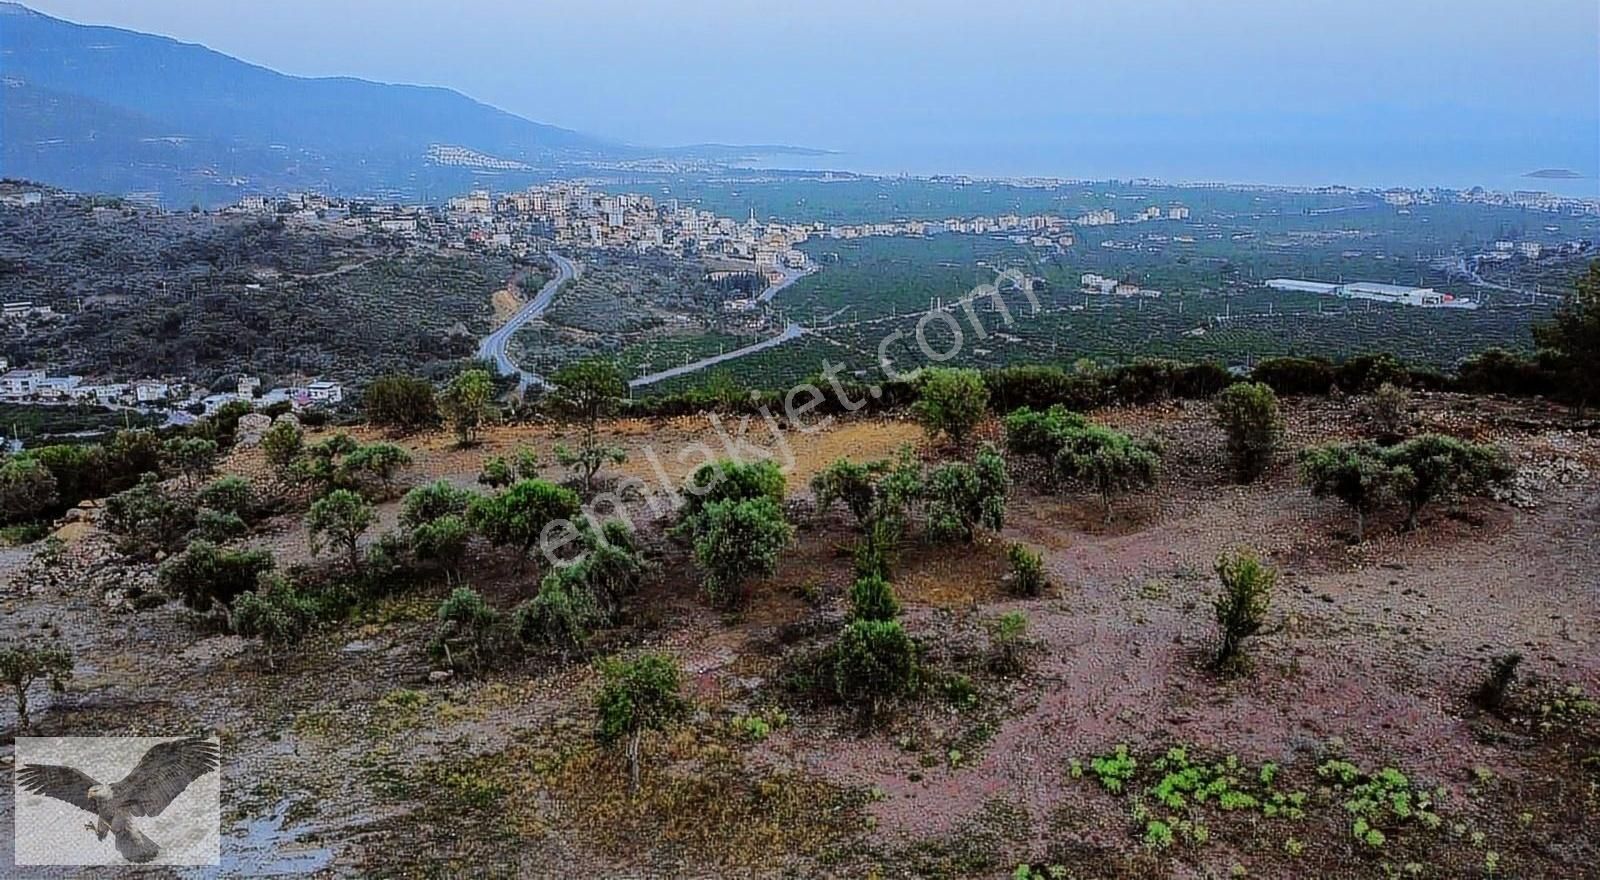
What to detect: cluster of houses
<box><xmin>1079</xmin><ymin>273</ymin><xmax>1164</xmax><ymax>298</ymax></box>
<box><xmin>0</xmin><ymin>359</ymin><xmax>344</xmax><ymax>413</ymax></box>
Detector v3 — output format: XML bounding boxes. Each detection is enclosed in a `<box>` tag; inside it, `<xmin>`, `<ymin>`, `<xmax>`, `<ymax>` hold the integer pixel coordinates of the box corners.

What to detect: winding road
<box><xmin>476</xmin><ymin>253</ymin><xmax>578</xmax><ymax>392</ymax></box>
<box><xmin>480</xmin><ymin>252</ymin><xmax>816</xmax><ymax>394</ymax></box>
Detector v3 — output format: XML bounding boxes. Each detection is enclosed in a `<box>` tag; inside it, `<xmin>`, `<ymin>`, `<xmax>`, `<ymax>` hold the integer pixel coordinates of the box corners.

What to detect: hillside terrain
<box><xmin>1</xmin><ymin>389</ymin><xmax>1595</xmax><ymax>877</ymax></box>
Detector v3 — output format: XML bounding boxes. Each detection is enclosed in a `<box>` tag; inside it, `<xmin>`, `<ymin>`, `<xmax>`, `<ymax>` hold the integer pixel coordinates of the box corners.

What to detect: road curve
<box><xmin>476</xmin><ymin>253</ymin><xmax>578</xmax><ymax>392</ymax></box>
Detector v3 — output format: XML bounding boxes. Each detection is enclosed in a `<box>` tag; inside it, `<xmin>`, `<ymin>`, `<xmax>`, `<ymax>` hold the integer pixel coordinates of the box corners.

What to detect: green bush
<box><xmin>912</xmin><ymin>367</ymin><xmax>989</xmax><ymax>446</ymax></box>
<box><xmin>678</xmin><ymin>459</ymin><xmax>786</xmax><ymax>532</ymax></box>
<box><xmin>342</xmin><ymin>442</ymin><xmax>413</xmax><ymax>497</ymax></box>
<box><xmin>1006</xmin><ymin>543</ymin><xmax>1048</xmax><ymax>597</ymax></box>
<box><xmin>924</xmin><ymin>445</ymin><xmax>1009</xmax><ymax>543</ymax></box>
<box><xmin>363</xmin><ymin>374</ymin><xmax>440</xmax><ymax>433</ymax></box>
<box><xmin>158</xmin><ymin>541</ymin><xmax>275</xmax><ymax>621</ymax></box>
<box><xmin>987</xmin><ymin>611</ymin><xmax>1030</xmax><ymax>674</ymax></box>
<box><xmin>197</xmin><ymin>476</ymin><xmax>257</xmax><ymax>521</ymax></box>
<box><xmin>428</xmin><ymin>587</ymin><xmax>508</xmax><ymax>675</ymax></box>
<box><xmin>0</xmin><ymin>458</ymin><xmax>59</xmax><ymax>526</ymax></box>
<box><xmin>594</xmin><ymin>653</ymin><xmax>690</xmax><ymax>790</ymax></box>
<box><xmin>1382</xmin><ymin>434</ymin><xmax>1509</xmax><ymax>530</ymax></box>
<box><xmin>1533</xmin><ymin>260</ymin><xmax>1600</xmax><ymax>414</ymax></box>
<box><xmin>1212</xmin><ymin>382</ymin><xmax>1283</xmax><ymax>483</ymax></box>
<box><xmin>848</xmin><ymin>573</ymin><xmax>900</xmax><ymax>621</ymax></box>
<box><xmin>409</xmin><ymin>513</ymin><xmax>470</xmax><ymax>578</ymax></box>
<box><xmin>691</xmin><ymin>497</ymin><xmax>793</xmax><ymax>607</ymax></box>
<box><xmin>833</xmin><ymin>619</ymin><xmax>918</xmax><ymax>719</ymax></box>
<box><xmin>400</xmin><ymin>480</ymin><xmax>476</xmax><ymax>529</ymax></box>
<box><xmin>162</xmin><ymin>436</ymin><xmax>219</xmax><ymax>490</ymax></box>
<box><xmin>194</xmin><ymin>507</ymin><xmax>248</xmax><ymax>543</ymax></box>
<box><xmin>232</xmin><ymin>574</ymin><xmax>321</xmax><ymax>661</ymax></box>
<box><xmin>307</xmin><ymin>489</ymin><xmax>376</xmax><ymax>574</ymax></box>
<box><xmin>465</xmin><ymin>478</ymin><xmax>582</xmax><ymax>568</ymax></box>
<box><xmin>1212</xmin><ymin>551</ymin><xmax>1276</xmax><ymax>670</ymax></box>
<box><xmin>0</xmin><ymin>638</ymin><xmax>73</xmax><ymax>732</ymax></box>
<box><xmin>102</xmin><ymin>474</ymin><xmax>193</xmax><ymax>557</ymax></box>
<box><xmin>1251</xmin><ymin>357</ymin><xmax>1335</xmax><ymax>396</ymax></box>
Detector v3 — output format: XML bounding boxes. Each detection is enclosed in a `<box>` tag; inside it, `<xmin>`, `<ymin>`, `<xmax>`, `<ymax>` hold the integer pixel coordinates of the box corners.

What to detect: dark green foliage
<box><xmin>193</xmin><ymin>507</ymin><xmax>248</xmax><ymax>542</ymax></box>
<box><xmin>307</xmin><ymin>488</ymin><xmax>376</xmax><ymax>574</ymax></box>
<box><xmin>1110</xmin><ymin>359</ymin><xmax>1182</xmax><ymax>406</ymax></box>
<box><xmin>232</xmin><ymin>574</ymin><xmax>320</xmax><ymax>660</ymax></box>
<box><xmin>1212</xmin><ymin>382</ymin><xmax>1284</xmax><ymax>483</ymax></box>
<box><xmin>363</xmin><ymin>374</ymin><xmax>440</xmax><ymax>433</ymax></box>
<box><xmin>1534</xmin><ymin>261</ymin><xmax>1600</xmax><ymax>414</ymax></box>
<box><xmin>466</xmin><ymin>478</ymin><xmax>583</xmax><ymax>566</ymax></box>
<box><xmin>158</xmin><ymin>540</ymin><xmax>275</xmax><ymax>619</ymax></box>
<box><xmin>1363</xmin><ymin>382</ymin><xmax>1413</xmax><ymax>442</ymax></box>
<box><xmin>1335</xmin><ymin>354</ymin><xmax>1410</xmax><ymax>395</ymax></box>
<box><xmin>198</xmin><ymin>400</ymin><xmax>254</xmax><ymax>449</ymax></box>
<box><xmin>440</xmin><ymin>368</ymin><xmax>496</xmax><ymax>445</ymax></box>
<box><xmin>400</xmin><ymin>479</ymin><xmax>475</xmax><ymax>529</ymax></box>
<box><xmin>0</xmin><ymin>638</ymin><xmax>73</xmax><ymax>732</ymax></box>
<box><xmin>548</xmin><ymin>358</ymin><xmax>630</xmax><ymax>493</ymax></box>
<box><xmin>162</xmin><ymin>436</ymin><xmax>219</xmax><ymax>489</ymax></box>
<box><xmin>1298</xmin><ymin>442</ymin><xmax>1407</xmax><ymax>542</ymax></box>
<box><xmin>103</xmin><ymin>428</ymin><xmax>164</xmax><ymax>492</ymax></box>
<box><xmin>260</xmin><ymin>419</ymin><xmax>305</xmax><ymax>475</ymax></box>
<box><xmin>18</xmin><ymin>444</ymin><xmax>102</xmax><ymax>510</ymax></box>
<box><xmin>691</xmin><ymin>497</ymin><xmax>793</xmax><ymax>607</ymax></box>
<box><xmin>924</xmin><ymin>445</ymin><xmax>1009</xmax><ymax>542</ymax></box>
<box><xmin>1005</xmin><ymin>542</ymin><xmax>1048</xmax><ymax>597</ymax></box>
<box><xmin>1212</xmin><ymin>550</ymin><xmax>1276</xmax><ymax>670</ymax></box>
<box><xmin>1251</xmin><ymin>357</ymin><xmax>1335</xmax><ymax>396</ymax></box>
<box><xmin>1455</xmin><ymin>347</ymin><xmax>1554</xmax><ymax>397</ymax></box>
<box><xmin>833</xmin><ymin>619</ymin><xmax>919</xmax><ymax>719</ymax></box>
<box><xmin>1382</xmin><ymin>434</ymin><xmax>1510</xmax><ymax>529</ymax></box>
<box><xmin>102</xmin><ymin>474</ymin><xmax>193</xmax><ymax>557</ymax></box>
<box><xmin>0</xmin><ymin>457</ymin><xmax>59</xmax><ymax>526</ymax></box>
<box><xmin>409</xmin><ymin>513</ymin><xmax>470</xmax><ymax>578</ymax></box>
<box><xmin>1005</xmin><ymin>405</ymin><xmax>1161</xmax><ymax>521</ymax></box>
<box><xmin>428</xmin><ymin>587</ymin><xmax>509</xmax><ymax>675</ymax></box>
<box><xmin>853</xmin><ymin>516</ymin><xmax>901</xmax><ymax>580</ymax></box>
<box><xmin>477</xmin><ymin>446</ymin><xmax>540</xmax><ymax>490</ymax></box>
<box><xmin>513</xmin><ymin>571</ymin><xmax>597</xmax><ymax>658</ymax></box>
<box><xmin>197</xmin><ymin>475</ymin><xmax>256</xmax><ymax>521</ymax></box>
<box><xmin>594</xmin><ymin>652</ymin><xmax>690</xmax><ymax>790</ymax></box>
<box><xmin>810</xmin><ymin>458</ymin><xmax>880</xmax><ymax>525</ymax></box>
<box><xmin>848</xmin><ymin>573</ymin><xmax>900</xmax><ymax>622</ymax></box>
<box><xmin>678</xmin><ymin>459</ymin><xmax>786</xmax><ymax>532</ymax></box>
<box><xmin>298</xmin><ymin>432</ymin><xmax>360</xmax><ymax>494</ymax></box>
<box><xmin>342</xmin><ymin>442</ymin><xmax>412</xmax><ymax>496</ymax></box>
<box><xmin>987</xmin><ymin>611</ymin><xmax>1030</xmax><ymax>675</ymax></box>
<box><xmin>984</xmin><ymin>364</ymin><xmax>1108</xmax><ymax>413</ymax></box>
<box><xmin>912</xmin><ymin>367</ymin><xmax>989</xmax><ymax>446</ymax></box>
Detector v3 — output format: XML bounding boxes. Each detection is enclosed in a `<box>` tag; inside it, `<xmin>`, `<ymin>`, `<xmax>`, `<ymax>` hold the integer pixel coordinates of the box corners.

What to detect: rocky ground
<box><xmin>1</xmin><ymin>393</ymin><xmax>1596</xmax><ymax>878</ymax></box>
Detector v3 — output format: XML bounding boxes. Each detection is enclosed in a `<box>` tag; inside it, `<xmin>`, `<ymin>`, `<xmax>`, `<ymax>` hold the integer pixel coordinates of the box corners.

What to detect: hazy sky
<box><xmin>22</xmin><ymin>1</ymin><xmax>1600</xmax><ymax>190</ymax></box>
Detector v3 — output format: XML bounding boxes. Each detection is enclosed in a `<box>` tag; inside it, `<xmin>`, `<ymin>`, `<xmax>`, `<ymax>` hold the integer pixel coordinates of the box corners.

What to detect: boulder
<box><xmin>234</xmin><ymin>412</ymin><xmax>273</xmax><ymax>446</ymax></box>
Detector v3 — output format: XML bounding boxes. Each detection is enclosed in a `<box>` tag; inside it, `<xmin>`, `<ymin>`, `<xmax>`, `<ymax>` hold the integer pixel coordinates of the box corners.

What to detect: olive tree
<box><xmin>1298</xmin><ymin>443</ymin><xmax>1405</xmax><ymax>542</ymax></box>
<box><xmin>441</xmin><ymin>369</ymin><xmax>497</xmax><ymax>446</ymax></box>
<box><xmin>912</xmin><ymin>367</ymin><xmax>989</xmax><ymax>447</ymax></box>
<box><xmin>691</xmin><ymin>497</ymin><xmax>793</xmax><ymax>607</ymax></box>
<box><xmin>595</xmin><ymin>653</ymin><xmax>690</xmax><ymax>792</ymax></box>
<box><xmin>1533</xmin><ymin>260</ymin><xmax>1600</xmax><ymax>415</ymax></box>
<box><xmin>833</xmin><ymin>619</ymin><xmax>918</xmax><ymax>721</ymax></box>
<box><xmin>162</xmin><ymin>436</ymin><xmax>219</xmax><ymax>491</ymax></box>
<box><xmin>307</xmin><ymin>489</ymin><xmax>376</xmax><ymax>574</ymax></box>
<box><xmin>0</xmin><ymin>458</ymin><xmax>59</xmax><ymax>526</ymax></box>
<box><xmin>549</xmin><ymin>358</ymin><xmax>629</xmax><ymax>494</ymax></box>
<box><xmin>0</xmin><ymin>639</ymin><xmax>73</xmax><ymax>732</ymax></box>
<box><xmin>465</xmin><ymin>478</ymin><xmax>582</xmax><ymax>570</ymax></box>
<box><xmin>1212</xmin><ymin>382</ymin><xmax>1283</xmax><ymax>482</ymax></box>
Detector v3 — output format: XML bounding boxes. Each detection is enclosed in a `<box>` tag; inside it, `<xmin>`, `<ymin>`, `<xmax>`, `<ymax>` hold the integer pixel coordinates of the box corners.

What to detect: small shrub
<box><xmin>0</xmin><ymin>639</ymin><xmax>73</xmax><ymax>732</ymax></box>
<box><xmin>594</xmin><ymin>653</ymin><xmax>690</xmax><ymax>791</ymax></box>
<box><xmin>1005</xmin><ymin>543</ymin><xmax>1047</xmax><ymax>597</ymax></box>
<box><xmin>428</xmin><ymin>587</ymin><xmax>508</xmax><ymax>675</ymax></box>
<box><xmin>158</xmin><ymin>541</ymin><xmax>275</xmax><ymax>623</ymax></box>
<box><xmin>1363</xmin><ymin>382</ymin><xmax>1413</xmax><ymax>441</ymax></box>
<box><xmin>833</xmin><ymin>618</ymin><xmax>918</xmax><ymax>719</ymax></box>
<box><xmin>987</xmin><ymin>611</ymin><xmax>1030</xmax><ymax>674</ymax></box>
<box><xmin>912</xmin><ymin>367</ymin><xmax>989</xmax><ymax>446</ymax></box>
<box><xmin>848</xmin><ymin>573</ymin><xmax>900</xmax><ymax>621</ymax></box>
<box><xmin>691</xmin><ymin>497</ymin><xmax>793</xmax><ymax>608</ymax></box>
<box><xmin>1212</xmin><ymin>550</ymin><xmax>1276</xmax><ymax>670</ymax></box>
<box><xmin>1212</xmin><ymin>382</ymin><xmax>1283</xmax><ymax>483</ymax></box>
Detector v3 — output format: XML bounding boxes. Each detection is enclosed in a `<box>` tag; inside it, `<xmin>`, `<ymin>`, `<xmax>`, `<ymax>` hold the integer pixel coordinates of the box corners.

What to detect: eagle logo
<box><xmin>17</xmin><ymin>736</ymin><xmax>220</xmax><ymax>864</ymax></box>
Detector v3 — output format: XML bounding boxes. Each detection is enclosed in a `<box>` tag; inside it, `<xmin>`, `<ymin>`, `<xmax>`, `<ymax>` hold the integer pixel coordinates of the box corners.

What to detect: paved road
<box><xmin>629</xmin><ymin>323</ymin><xmax>806</xmax><ymax>389</ymax></box>
<box><xmin>756</xmin><ymin>263</ymin><xmax>816</xmax><ymax>303</ymax></box>
<box><xmin>476</xmin><ymin>253</ymin><xmax>578</xmax><ymax>392</ymax></box>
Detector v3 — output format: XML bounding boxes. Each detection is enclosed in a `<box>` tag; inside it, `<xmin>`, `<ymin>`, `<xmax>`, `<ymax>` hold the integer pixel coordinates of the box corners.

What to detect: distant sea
<box><xmin>743</xmin><ymin>139</ymin><xmax>1600</xmax><ymax>199</ymax></box>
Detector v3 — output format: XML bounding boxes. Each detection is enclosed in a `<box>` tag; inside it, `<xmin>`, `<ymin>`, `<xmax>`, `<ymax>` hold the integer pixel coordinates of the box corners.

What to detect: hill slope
<box><xmin>0</xmin><ymin>3</ymin><xmax>630</xmax><ymax>202</ymax></box>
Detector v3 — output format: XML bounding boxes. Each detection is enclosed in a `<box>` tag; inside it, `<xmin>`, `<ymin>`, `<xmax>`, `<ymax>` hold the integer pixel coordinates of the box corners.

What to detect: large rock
<box><xmin>234</xmin><ymin>412</ymin><xmax>273</xmax><ymax>446</ymax></box>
